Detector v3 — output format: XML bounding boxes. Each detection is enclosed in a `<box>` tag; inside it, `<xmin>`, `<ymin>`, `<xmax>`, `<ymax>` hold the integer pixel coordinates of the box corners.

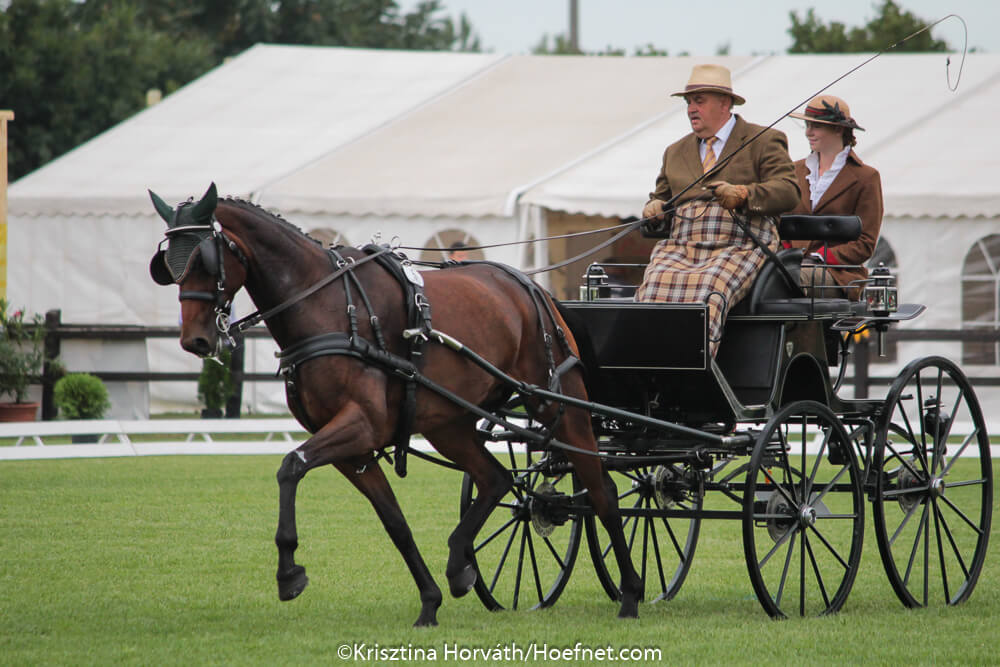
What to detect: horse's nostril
<box><xmin>182</xmin><ymin>336</ymin><xmax>213</xmax><ymax>357</ymax></box>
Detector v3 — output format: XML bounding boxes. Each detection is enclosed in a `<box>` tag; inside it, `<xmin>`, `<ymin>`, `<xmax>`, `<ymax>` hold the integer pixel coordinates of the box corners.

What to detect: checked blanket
<box><xmin>634</xmin><ymin>201</ymin><xmax>778</xmax><ymax>356</ymax></box>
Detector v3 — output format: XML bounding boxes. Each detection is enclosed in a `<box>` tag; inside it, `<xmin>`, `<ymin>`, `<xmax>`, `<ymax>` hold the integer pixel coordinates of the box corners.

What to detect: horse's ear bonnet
<box><xmin>148</xmin><ymin>183</ymin><xmax>220</xmax><ymax>285</ymax></box>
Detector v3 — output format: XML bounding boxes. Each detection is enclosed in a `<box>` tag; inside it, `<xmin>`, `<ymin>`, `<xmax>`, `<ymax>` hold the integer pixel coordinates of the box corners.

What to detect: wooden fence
<box><xmin>32</xmin><ymin>310</ymin><xmax>1000</xmax><ymax>419</ymax></box>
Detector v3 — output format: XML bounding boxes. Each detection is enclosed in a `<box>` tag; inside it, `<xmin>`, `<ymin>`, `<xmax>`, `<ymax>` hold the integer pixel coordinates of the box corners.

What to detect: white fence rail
<box><xmin>1</xmin><ymin>419</ymin><xmax>995</xmax><ymax>461</ymax></box>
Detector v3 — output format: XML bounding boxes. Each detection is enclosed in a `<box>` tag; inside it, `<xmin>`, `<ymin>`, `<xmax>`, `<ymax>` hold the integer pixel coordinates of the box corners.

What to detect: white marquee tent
<box><xmin>8</xmin><ymin>48</ymin><xmax>999</xmax><ymax>415</ymax></box>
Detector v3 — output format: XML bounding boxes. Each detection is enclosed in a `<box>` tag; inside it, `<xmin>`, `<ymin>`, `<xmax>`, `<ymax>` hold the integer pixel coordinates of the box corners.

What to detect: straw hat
<box><xmin>789</xmin><ymin>94</ymin><xmax>865</xmax><ymax>131</ymax></box>
<box><xmin>671</xmin><ymin>64</ymin><xmax>745</xmax><ymax>105</ymax></box>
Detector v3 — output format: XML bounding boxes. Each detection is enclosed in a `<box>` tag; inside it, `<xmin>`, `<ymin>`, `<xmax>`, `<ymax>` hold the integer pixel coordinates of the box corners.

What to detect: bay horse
<box><xmin>148</xmin><ymin>183</ymin><xmax>641</xmax><ymax>626</ymax></box>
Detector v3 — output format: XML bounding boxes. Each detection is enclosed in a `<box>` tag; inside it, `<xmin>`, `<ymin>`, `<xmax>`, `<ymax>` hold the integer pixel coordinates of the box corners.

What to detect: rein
<box><xmin>228</xmin><ymin>246</ymin><xmax>392</xmax><ymax>334</ymax></box>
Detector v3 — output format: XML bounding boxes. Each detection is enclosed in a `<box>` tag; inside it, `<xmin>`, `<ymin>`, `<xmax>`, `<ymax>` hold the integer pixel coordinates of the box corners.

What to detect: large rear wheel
<box><xmin>872</xmin><ymin>356</ymin><xmax>993</xmax><ymax>607</ymax></box>
<box><xmin>743</xmin><ymin>400</ymin><xmax>865</xmax><ymax>617</ymax></box>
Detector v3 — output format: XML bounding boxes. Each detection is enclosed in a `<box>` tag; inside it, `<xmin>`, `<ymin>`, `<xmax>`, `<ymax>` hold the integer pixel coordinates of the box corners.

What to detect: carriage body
<box><xmin>470</xmin><ymin>215</ymin><xmax>991</xmax><ymax>619</ymax></box>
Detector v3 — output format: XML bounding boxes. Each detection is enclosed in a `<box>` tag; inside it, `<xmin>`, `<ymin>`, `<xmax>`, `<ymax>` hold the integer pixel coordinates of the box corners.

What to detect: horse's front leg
<box><xmin>274</xmin><ymin>402</ymin><xmax>442</xmax><ymax>626</ymax></box>
<box><xmin>336</xmin><ymin>460</ymin><xmax>443</xmax><ymax>626</ymax></box>
<box><xmin>274</xmin><ymin>402</ymin><xmax>376</xmax><ymax>602</ymax></box>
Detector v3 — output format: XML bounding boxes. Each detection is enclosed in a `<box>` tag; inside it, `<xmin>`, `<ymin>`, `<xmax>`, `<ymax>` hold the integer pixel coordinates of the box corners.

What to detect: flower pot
<box><xmin>0</xmin><ymin>402</ymin><xmax>39</xmax><ymax>422</ymax></box>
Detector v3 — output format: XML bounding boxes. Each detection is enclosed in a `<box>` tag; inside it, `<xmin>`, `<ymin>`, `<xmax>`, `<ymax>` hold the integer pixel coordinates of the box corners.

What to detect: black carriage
<box><xmin>463</xmin><ymin>215</ymin><xmax>993</xmax><ymax>619</ymax></box>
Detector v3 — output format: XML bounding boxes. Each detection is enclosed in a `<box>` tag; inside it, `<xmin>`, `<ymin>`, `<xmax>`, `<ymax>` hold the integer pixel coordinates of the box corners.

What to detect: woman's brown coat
<box><xmin>788</xmin><ymin>150</ymin><xmax>883</xmax><ymax>297</ymax></box>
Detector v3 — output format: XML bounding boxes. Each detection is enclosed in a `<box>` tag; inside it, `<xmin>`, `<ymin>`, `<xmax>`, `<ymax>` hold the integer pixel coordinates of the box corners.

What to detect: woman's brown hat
<box><xmin>671</xmin><ymin>64</ymin><xmax>745</xmax><ymax>105</ymax></box>
<box><xmin>789</xmin><ymin>94</ymin><xmax>865</xmax><ymax>131</ymax></box>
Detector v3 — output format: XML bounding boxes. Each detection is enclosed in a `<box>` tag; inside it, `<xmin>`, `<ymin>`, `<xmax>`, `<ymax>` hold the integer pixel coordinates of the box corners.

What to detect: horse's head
<box><xmin>148</xmin><ymin>183</ymin><xmax>248</xmax><ymax>357</ymax></box>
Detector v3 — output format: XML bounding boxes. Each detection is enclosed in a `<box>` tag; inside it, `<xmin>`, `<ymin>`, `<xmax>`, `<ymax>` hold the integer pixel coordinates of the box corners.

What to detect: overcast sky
<box><xmin>398</xmin><ymin>0</ymin><xmax>991</xmax><ymax>55</ymax></box>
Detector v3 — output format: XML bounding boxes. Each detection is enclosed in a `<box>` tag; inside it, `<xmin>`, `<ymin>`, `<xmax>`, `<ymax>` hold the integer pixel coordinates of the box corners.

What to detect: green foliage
<box><xmin>53</xmin><ymin>372</ymin><xmax>111</xmax><ymax>419</ymax></box>
<box><xmin>197</xmin><ymin>348</ymin><xmax>234</xmax><ymax>411</ymax></box>
<box><xmin>788</xmin><ymin>0</ymin><xmax>948</xmax><ymax>53</ymax></box>
<box><xmin>0</xmin><ymin>299</ymin><xmax>46</xmax><ymax>403</ymax></box>
<box><xmin>2</xmin><ymin>0</ymin><xmax>481</xmax><ymax>181</ymax></box>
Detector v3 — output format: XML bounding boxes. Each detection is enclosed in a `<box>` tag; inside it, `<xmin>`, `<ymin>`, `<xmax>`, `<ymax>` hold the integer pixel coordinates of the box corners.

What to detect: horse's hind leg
<box><xmin>558</xmin><ymin>408</ymin><xmax>643</xmax><ymax>618</ymax></box>
<box><xmin>336</xmin><ymin>460</ymin><xmax>443</xmax><ymax>627</ymax></box>
<box><xmin>424</xmin><ymin>423</ymin><xmax>512</xmax><ymax>598</ymax></box>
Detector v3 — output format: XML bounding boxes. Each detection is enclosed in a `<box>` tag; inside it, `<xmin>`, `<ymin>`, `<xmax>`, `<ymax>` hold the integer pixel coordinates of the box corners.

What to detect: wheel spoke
<box><xmin>647</xmin><ymin>510</ymin><xmax>669</xmax><ymax>595</ymax></box>
<box><xmin>902</xmin><ymin>502</ymin><xmax>929</xmax><ymax>591</ymax></box>
<box><xmin>541</xmin><ymin>534</ymin><xmax>567</xmax><ymax>570</ymax></box>
<box><xmin>525</xmin><ymin>528</ymin><xmax>544</xmax><ymax>605</ymax></box>
<box><xmin>807</xmin><ymin>523</ymin><xmax>851</xmax><ymax>570</ymax></box>
<box><xmin>889</xmin><ymin>497</ymin><xmax>924</xmax><ymax>547</ymax></box>
<box><xmin>937</xmin><ymin>492</ymin><xmax>986</xmax><ymax>535</ymax></box>
<box><xmin>774</xmin><ymin>530</ymin><xmax>797</xmax><ymax>608</ymax></box>
<box><xmin>932</xmin><ymin>500</ymin><xmax>951</xmax><ymax>603</ymax></box>
<box><xmin>807</xmin><ymin>427</ymin><xmax>831</xmax><ymax>492</ymax></box>
<box><xmin>935</xmin><ymin>500</ymin><xmax>971</xmax><ymax>580</ymax></box>
<box><xmin>488</xmin><ymin>520</ymin><xmax>520</xmax><ymax>595</ymax></box>
<box><xmin>510</xmin><ymin>524</ymin><xmax>528</xmax><ymax>609</ymax></box>
<box><xmin>804</xmin><ymin>532</ymin><xmax>832</xmax><ymax>609</ymax></box>
<box><xmin>476</xmin><ymin>515</ymin><xmax>519</xmax><ymax>552</ymax></box>
<box><xmin>940</xmin><ymin>430</ymin><xmax>977</xmax><ymax>477</ymax></box>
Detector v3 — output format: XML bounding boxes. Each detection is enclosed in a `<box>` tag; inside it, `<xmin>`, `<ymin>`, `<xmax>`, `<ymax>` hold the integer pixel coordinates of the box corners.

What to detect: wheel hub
<box><xmin>765</xmin><ymin>491</ymin><xmax>795</xmax><ymax>542</ymax></box>
<box><xmin>799</xmin><ymin>505</ymin><xmax>817</xmax><ymax>527</ymax></box>
<box><xmin>929</xmin><ymin>476</ymin><xmax>946</xmax><ymax>498</ymax></box>
<box><xmin>529</xmin><ymin>481</ymin><xmax>570</xmax><ymax>537</ymax></box>
<box><xmin>897</xmin><ymin>462</ymin><xmax>925</xmax><ymax>512</ymax></box>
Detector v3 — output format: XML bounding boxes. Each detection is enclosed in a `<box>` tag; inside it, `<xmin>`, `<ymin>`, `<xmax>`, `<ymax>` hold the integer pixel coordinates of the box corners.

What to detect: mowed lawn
<box><xmin>1</xmin><ymin>455</ymin><xmax>997</xmax><ymax>666</ymax></box>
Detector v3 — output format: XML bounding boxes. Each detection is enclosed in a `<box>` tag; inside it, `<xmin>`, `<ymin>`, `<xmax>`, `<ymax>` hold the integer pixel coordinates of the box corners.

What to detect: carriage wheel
<box><xmin>743</xmin><ymin>400</ymin><xmax>865</xmax><ymax>618</ymax></box>
<box><xmin>459</xmin><ymin>440</ymin><xmax>582</xmax><ymax>611</ymax></box>
<box><xmin>872</xmin><ymin>356</ymin><xmax>993</xmax><ymax>608</ymax></box>
<box><xmin>585</xmin><ymin>463</ymin><xmax>701</xmax><ymax>603</ymax></box>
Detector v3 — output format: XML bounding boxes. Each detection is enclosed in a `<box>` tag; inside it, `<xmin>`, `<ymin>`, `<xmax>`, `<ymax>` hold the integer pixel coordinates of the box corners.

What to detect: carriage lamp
<box><xmin>865</xmin><ymin>264</ymin><xmax>898</xmax><ymax>317</ymax></box>
<box><xmin>580</xmin><ymin>264</ymin><xmax>611</xmax><ymax>301</ymax></box>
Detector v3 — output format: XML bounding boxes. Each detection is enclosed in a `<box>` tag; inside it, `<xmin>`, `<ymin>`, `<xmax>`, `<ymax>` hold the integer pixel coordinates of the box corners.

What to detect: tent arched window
<box><xmin>961</xmin><ymin>234</ymin><xmax>1000</xmax><ymax>365</ymax></box>
<box><xmin>419</xmin><ymin>229</ymin><xmax>484</xmax><ymax>263</ymax></box>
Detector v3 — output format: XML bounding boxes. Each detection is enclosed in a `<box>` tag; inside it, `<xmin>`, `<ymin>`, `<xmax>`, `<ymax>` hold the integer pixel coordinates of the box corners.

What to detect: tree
<box><xmin>788</xmin><ymin>0</ymin><xmax>948</xmax><ymax>53</ymax></box>
<box><xmin>1</xmin><ymin>0</ymin><xmax>215</xmax><ymax>181</ymax></box>
<box><xmin>1</xmin><ymin>0</ymin><xmax>482</xmax><ymax>181</ymax></box>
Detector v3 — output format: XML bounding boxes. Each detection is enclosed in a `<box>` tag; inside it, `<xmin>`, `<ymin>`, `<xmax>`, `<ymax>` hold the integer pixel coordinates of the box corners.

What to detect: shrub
<box><xmin>197</xmin><ymin>348</ymin><xmax>234</xmax><ymax>414</ymax></box>
<box><xmin>54</xmin><ymin>373</ymin><xmax>111</xmax><ymax>420</ymax></box>
<box><xmin>0</xmin><ymin>299</ymin><xmax>46</xmax><ymax>403</ymax></box>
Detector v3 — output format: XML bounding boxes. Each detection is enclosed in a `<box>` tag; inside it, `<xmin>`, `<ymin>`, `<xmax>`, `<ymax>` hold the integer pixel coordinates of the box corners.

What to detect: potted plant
<box><xmin>0</xmin><ymin>299</ymin><xmax>46</xmax><ymax>420</ymax></box>
<box><xmin>197</xmin><ymin>348</ymin><xmax>234</xmax><ymax>418</ymax></box>
<box><xmin>53</xmin><ymin>373</ymin><xmax>111</xmax><ymax>442</ymax></box>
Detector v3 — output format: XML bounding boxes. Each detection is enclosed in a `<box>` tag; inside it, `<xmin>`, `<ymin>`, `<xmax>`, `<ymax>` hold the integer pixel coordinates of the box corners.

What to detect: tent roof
<box><xmin>257</xmin><ymin>55</ymin><xmax>753</xmax><ymax>218</ymax></box>
<box><xmin>520</xmin><ymin>54</ymin><xmax>1000</xmax><ymax>219</ymax></box>
<box><xmin>9</xmin><ymin>44</ymin><xmax>503</xmax><ymax>216</ymax></box>
<box><xmin>11</xmin><ymin>50</ymin><xmax>1000</xmax><ymax>221</ymax></box>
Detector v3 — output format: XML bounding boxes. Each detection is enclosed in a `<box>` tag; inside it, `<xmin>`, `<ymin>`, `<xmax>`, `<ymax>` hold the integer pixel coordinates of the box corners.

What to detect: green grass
<box><xmin>1</xmin><ymin>456</ymin><xmax>998</xmax><ymax>666</ymax></box>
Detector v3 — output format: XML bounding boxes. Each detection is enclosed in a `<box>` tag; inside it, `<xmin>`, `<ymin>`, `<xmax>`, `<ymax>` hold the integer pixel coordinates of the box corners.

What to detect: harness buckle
<box><xmin>402</xmin><ymin>328</ymin><xmax>428</xmax><ymax>343</ymax></box>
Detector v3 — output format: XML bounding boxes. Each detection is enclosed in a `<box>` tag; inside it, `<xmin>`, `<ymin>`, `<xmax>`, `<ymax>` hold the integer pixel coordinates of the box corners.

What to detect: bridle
<box><xmin>150</xmin><ymin>206</ymin><xmax>249</xmax><ymax>346</ymax></box>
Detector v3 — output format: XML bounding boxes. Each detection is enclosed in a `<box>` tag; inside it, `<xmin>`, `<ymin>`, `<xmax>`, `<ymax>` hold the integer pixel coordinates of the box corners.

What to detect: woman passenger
<box><xmin>786</xmin><ymin>95</ymin><xmax>883</xmax><ymax>300</ymax></box>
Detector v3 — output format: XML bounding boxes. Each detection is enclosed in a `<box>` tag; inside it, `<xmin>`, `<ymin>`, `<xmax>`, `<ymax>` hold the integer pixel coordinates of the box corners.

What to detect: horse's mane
<box><xmin>220</xmin><ymin>196</ymin><xmax>323</xmax><ymax>248</ymax></box>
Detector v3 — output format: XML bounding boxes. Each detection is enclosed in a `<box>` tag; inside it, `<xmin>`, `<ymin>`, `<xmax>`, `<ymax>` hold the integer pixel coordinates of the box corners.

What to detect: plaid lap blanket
<box><xmin>635</xmin><ymin>201</ymin><xmax>778</xmax><ymax>356</ymax></box>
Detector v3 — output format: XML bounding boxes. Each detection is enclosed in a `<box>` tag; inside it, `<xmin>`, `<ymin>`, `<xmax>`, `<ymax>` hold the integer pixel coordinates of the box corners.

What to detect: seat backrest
<box><xmin>779</xmin><ymin>215</ymin><xmax>861</xmax><ymax>242</ymax></box>
<box><xmin>749</xmin><ymin>248</ymin><xmax>804</xmax><ymax>312</ymax></box>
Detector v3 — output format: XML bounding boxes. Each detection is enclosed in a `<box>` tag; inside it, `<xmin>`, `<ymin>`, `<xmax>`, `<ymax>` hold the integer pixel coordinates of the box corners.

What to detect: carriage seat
<box><xmin>778</xmin><ymin>214</ymin><xmax>862</xmax><ymax>242</ymax></box>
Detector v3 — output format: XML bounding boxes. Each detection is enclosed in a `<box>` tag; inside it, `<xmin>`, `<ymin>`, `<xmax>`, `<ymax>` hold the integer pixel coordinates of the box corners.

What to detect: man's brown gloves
<box><xmin>642</xmin><ymin>199</ymin><xmax>666</xmax><ymax>219</ymax></box>
<box><xmin>705</xmin><ymin>181</ymin><xmax>749</xmax><ymax>210</ymax></box>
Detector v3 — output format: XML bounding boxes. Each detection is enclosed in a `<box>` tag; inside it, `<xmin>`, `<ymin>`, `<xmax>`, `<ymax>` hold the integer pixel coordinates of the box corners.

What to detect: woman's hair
<box><xmin>841</xmin><ymin>127</ymin><xmax>857</xmax><ymax>148</ymax></box>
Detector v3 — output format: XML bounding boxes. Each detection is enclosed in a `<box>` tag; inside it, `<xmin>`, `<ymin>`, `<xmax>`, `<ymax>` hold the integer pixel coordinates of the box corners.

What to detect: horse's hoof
<box><xmin>277</xmin><ymin>565</ymin><xmax>309</xmax><ymax>601</ymax></box>
<box><xmin>447</xmin><ymin>564</ymin><xmax>477</xmax><ymax>598</ymax></box>
<box><xmin>413</xmin><ymin>614</ymin><xmax>439</xmax><ymax>628</ymax></box>
<box><xmin>617</xmin><ymin>599</ymin><xmax>639</xmax><ymax>619</ymax></box>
